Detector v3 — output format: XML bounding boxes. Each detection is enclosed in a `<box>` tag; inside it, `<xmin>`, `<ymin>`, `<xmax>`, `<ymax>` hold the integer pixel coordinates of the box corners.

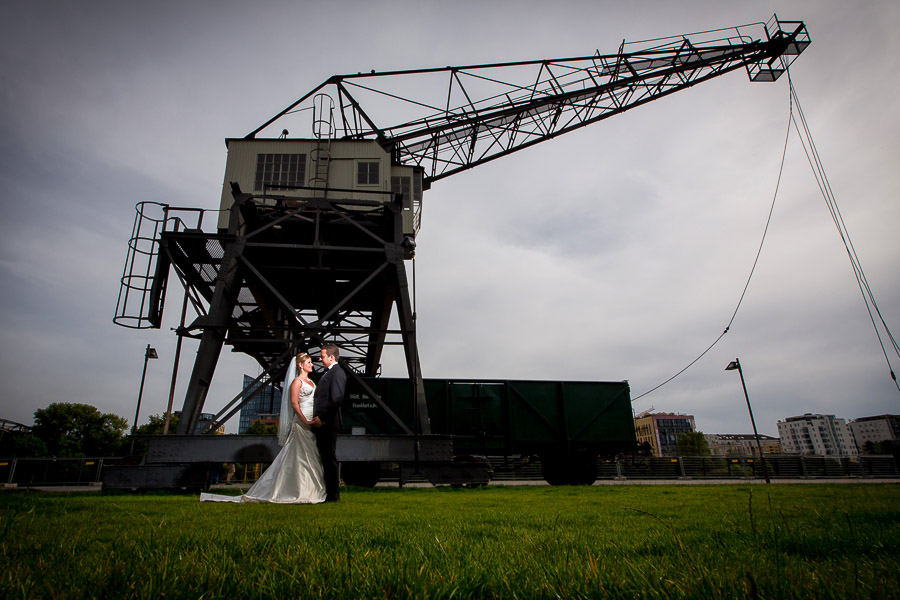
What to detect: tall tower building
<box><xmin>238</xmin><ymin>375</ymin><xmax>280</xmax><ymax>434</ymax></box>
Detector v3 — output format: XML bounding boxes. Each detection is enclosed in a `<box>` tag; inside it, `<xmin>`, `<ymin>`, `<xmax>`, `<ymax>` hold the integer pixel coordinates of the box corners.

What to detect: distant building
<box><xmin>196</xmin><ymin>413</ymin><xmax>225</xmax><ymax>434</ymax></box>
<box><xmin>254</xmin><ymin>413</ymin><xmax>280</xmax><ymax>431</ymax></box>
<box><xmin>850</xmin><ymin>414</ymin><xmax>900</xmax><ymax>453</ymax></box>
<box><xmin>776</xmin><ymin>413</ymin><xmax>858</xmax><ymax>457</ymax></box>
<box><xmin>704</xmin><ymin>433</ymin><xmax>781</xmax><ymax>456</ymax></box>
<box><xmin>633</xmin><ymin>411</ymin><xmax>695</xmax><ymax>457</ymax></box>
<box><xmin>238</xmin><ymin>375</ymin><xmax>280</xmax><ymax>433</ymax></box>
<box><xmin>171</xmin><ymin>411</ymin><xmax>224</xmax><ymax>434</ymax></box>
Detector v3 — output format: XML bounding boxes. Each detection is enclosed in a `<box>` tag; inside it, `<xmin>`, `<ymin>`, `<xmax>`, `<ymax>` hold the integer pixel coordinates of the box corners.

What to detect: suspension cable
<box><xmin>636</xmin><ymin>73</ymin><xmax>900</xmax><ymax>401</ymax></box>
<box><xmin>632</xmin><ymin>84</ymin><xmax>794</xmax><ymax>402</ymax></box>
<box><xmin>787</xmin><ymin>72</ymin><xmax>900</xmax><ymax>393</ymax></box>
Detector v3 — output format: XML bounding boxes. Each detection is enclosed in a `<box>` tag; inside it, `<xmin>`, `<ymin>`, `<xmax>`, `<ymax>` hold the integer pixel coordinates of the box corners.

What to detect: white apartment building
<box><xmin>850</xmin><ymin>414</ymin><xmax>900</xmax><ymax>453</ymax></box>
<box><xmin>776</xmin><ymin>413</ymin><xmax>858</xmax><ymax>458</ymax></box>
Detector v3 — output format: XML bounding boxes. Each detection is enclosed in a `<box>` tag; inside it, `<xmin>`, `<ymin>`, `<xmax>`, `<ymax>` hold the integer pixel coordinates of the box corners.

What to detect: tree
<box><xmin>32</xmin><ymin>403</ymin><xmax>128</xmax><ymax>457</ymax></box>
<box><xmin>875</xmin><ymin>440</ymin><xmax>893</xmax><ymax>455</ymax></box>
<box><xmin>0</xmin><ymin>433</ymin><xmax>48</xmax><ymax>458</ymax></box>
<box><xmin>246</xmin><ymin>420</ymin><xmax>277</xmax><ymax>435</ymax></box>
<box><xmin>861</xmin><ymin>440</ymin><xmax>893</xmax><ymax>455</ymax></box>
<box><xmin>676</xmin><ymin>431</ymin><xmax>710</xmax><ymax>456</ymax></box>
<box><xmin>134</xmin><ymin>412</ymin><xmax>180</xmax><ymax>435</ymax></box>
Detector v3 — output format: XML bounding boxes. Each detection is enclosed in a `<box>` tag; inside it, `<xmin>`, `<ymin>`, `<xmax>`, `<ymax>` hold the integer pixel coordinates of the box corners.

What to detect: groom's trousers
<box><xmin>315</xmin><ymin>428</ymin><xmax>340</xmax><ymax>501</ymax></box>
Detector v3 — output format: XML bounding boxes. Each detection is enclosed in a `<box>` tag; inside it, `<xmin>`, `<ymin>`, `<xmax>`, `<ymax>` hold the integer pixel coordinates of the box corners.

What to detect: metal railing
<box><xmin>486</xmin><ymin>455</ymin><xmax>898</xmax><ymax>481</ymax></box>
<box><xmin>604</xmin><ymin>455</ymin><xmax>898</xmax><ymax>480</ymax></box>
<box><xmin>1</xmin><ymin>457</ymin><xmax>130</xmax><ymax>487</ymax></box>
<box><xmin>1</xmin><ymin>454</ymin><xmax>896</xmax><ymax>487</ymax></box>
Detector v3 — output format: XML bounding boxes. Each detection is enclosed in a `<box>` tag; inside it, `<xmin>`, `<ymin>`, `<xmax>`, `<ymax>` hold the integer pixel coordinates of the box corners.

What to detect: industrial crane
<box><xmin>111</xmin><ymin>16</ymin><xmax>809</xmax><ymax>489</ymax></box>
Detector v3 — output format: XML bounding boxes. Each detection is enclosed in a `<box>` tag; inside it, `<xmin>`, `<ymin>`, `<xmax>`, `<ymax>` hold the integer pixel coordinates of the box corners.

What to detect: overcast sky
<box><xmin>1</xmin><ymin>0</ymin><xmax>897</xmax><ymax>438</ymax></box>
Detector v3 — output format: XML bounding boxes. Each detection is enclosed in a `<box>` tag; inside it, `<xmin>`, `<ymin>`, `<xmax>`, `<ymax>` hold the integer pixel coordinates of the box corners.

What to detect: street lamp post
<box><xmin>725</xmin><ymin>358</ymin><xmax>771</xmax><ymax>484</ymax></box>
<box><xmin>130</xmin><ymin>344</ymin><xmax>158</xmax><ymax>455</ymax></box>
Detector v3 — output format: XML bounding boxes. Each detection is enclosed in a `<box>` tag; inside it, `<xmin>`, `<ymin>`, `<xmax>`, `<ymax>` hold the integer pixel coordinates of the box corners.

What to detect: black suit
<box><xmin>313</xmin><ymin>362</ymin><xmax>345</xmax><ymax>501</ymax></box>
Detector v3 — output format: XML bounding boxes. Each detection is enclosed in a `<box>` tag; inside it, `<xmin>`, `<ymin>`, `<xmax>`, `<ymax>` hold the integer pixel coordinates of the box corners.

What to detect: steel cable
<box><xmin>787</xmin><ymin>72</ymin><xmax>900</xmax><ymax>393</ymax></box>
<box><xmin>633</xmin><ymin>84</ymin><xmax>794</xmax><ymax>402</ymax></box>
<box><xmin>637</xmin><ymin>71</ymin><xmax>900</xmax><ymax>401</ymax></box>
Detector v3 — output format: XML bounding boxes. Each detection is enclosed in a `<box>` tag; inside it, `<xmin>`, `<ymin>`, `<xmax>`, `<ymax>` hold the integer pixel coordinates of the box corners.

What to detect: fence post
<box><xmin>7</xmin><ymin>459</ymin><xmax>16</xmax><ymax>484</ymax></box>
<box><xmin>95</xmin><ymin>458</ymin><xmax>104</xmax><ymax>483</ymax></box>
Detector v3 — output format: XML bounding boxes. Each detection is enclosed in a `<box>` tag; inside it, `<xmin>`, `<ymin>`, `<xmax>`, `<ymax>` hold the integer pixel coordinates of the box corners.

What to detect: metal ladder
<box><xmin>309</xmin><ymin>94</ymin><xmax>335</xmax><ymax>197</ymax></box>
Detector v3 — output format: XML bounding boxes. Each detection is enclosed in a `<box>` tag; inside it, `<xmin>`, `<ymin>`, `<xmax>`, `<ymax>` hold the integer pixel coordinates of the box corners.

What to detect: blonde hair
<box><xmin>296</xmin><ymin>353</ymin><xmax>311</xmax><ymax>367</ymax></box>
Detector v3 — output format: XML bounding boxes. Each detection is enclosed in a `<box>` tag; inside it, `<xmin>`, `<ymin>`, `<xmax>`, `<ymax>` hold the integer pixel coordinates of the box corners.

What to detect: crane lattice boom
<box><xmin>248</xmin><ymin>15</ymin><xmax>808</xmax><ymax>186</ymax></box>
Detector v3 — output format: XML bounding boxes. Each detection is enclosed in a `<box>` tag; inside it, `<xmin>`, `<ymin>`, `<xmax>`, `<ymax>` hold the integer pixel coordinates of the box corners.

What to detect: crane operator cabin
<box><xmin>217</xmin><ymin>138</ymin><xmax>424</xmax><ymax>239</ymax></box>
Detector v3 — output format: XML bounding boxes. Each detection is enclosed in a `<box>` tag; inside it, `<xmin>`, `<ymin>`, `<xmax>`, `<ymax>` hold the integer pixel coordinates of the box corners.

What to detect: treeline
<box><xmin>0</xmin><ymin>403</ymin><xmax>180</xmax><ymax>458</ymax></box>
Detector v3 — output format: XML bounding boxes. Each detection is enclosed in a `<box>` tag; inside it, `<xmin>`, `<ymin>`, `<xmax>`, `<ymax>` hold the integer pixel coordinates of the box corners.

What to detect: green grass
<box><xmin>2</xmin><ymin>484</ymin><xmax>898</xmax><ymax>598</ymax></box>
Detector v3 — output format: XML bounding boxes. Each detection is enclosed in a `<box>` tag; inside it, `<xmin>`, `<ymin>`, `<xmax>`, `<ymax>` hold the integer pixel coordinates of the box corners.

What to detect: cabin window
<box><xmin>357</xmin><ymin>161</ymin><xmax>380</xmax><ymax>185</ymax></box>
<box><xmin>413</xmin><ymin>171</ymin><xmax>423</xmax><ymax>204</ymax></box>
<box><xmin>391</xmin><ymin>176</ymin><xmax>410</xmax><ymax>202</ymax></box>
<box><xmin>255</xmin><ymin>154</ymin><xmax>305</xmax><ymax>190</ymax></box>
<box><xmin>391</xmin><ymin>175</ymin><xmax>423</xmax><ymax>204</ymax></box>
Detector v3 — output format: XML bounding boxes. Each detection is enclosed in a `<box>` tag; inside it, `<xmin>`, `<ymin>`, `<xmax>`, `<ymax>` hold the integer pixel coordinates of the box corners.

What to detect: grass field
<box><xmin>2</xmin><ymin>484</ymin><xmax>898</xmax><ymax>598</ymax></box>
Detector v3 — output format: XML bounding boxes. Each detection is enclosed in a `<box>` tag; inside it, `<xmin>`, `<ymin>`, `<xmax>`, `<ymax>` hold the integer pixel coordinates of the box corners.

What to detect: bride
<box><xmin>200</xmin><ymin>353</ymin><xmax>327</xmax><ymax>504</ymax></box>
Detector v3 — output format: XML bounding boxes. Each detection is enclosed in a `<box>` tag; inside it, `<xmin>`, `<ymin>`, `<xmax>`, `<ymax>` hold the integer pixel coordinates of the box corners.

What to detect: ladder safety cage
<box><xmin>114</xmin><ymin>203</ymin><xmax>214</xmax><ymax>329</ymax></box>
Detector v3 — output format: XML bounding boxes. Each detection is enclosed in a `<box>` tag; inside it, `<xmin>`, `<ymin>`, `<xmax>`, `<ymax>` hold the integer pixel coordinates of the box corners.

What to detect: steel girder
<box><xmin>160</xmin><ymin>186</ymin><xmax>429</xmax><ymax>436</ymax></box>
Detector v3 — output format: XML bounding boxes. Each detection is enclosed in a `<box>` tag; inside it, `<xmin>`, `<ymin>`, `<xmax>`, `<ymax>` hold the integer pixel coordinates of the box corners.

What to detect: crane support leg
<box><xmin>387</xmin><ymin>198</ymin><xmax>429</xmax><ymax>435</ymax></box>
<box><xmin>394</xmin><ymin>274</ymin><xmax>429</xmax><ymax>435</ymax></box>
<box><xmin>176</xmin><ymin>189</ymin><xmax>249</xmax><ymax>435</ymax></box>
<box><xmin>365</xmin><ymin>287</ymin><xmax>394</xmax><ymax>377</ymax></box>
<box><xmin>176</xmin><ymin>238</ymin><xmax>245</xmax><ymax>434</ymax></box>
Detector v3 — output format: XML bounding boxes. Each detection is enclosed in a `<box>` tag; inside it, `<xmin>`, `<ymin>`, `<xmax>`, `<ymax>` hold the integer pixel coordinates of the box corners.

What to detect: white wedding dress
<box><xmin>200</xmin><ymin>379</ymin><xmax>326</xmax><ymax>504</ymax></box>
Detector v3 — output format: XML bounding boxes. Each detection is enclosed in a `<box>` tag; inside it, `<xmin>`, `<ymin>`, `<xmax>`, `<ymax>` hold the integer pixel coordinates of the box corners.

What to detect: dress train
<box><xmin>200</xmin><ymin>379</ymin><xmax>326</xmax><ymax>504</ymax></box>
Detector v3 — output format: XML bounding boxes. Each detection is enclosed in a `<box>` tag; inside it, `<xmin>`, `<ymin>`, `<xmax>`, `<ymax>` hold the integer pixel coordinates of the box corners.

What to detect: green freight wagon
<box><xmin>341</xmin><ymin>377</ymin><xmax>636</xmax><ymax>486</ymax></box>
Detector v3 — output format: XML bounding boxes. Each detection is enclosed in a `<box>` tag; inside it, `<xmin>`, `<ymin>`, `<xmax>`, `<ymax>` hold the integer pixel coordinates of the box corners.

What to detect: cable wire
<box><xmin>632</xmin><ymin>84</ymin><xmax>794</xmax><ymax>402</ymax></box>
<box><xmin>636</xmin><ymin>72</ymin><xmax>900</xmax><ymax>401</ymax></box>
<box><xmin>787</xmin><ymin>71</ymin><xmax>900</xmax><ymax>393</ymax></box>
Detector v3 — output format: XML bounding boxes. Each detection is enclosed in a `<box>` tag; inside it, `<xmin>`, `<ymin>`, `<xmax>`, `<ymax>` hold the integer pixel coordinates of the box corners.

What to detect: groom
<box><xmin>311</xmin><ymin>342</ymin><xmax>346</xmax><ymax>502</ymax></box>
